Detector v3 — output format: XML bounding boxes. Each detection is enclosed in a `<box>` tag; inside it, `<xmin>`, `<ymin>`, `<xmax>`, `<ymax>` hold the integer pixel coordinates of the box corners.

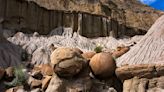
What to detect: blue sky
<box><xmin>140</xmin><ymin>0</ymin><xmax>164</xmax><ymax>11</ymax></box>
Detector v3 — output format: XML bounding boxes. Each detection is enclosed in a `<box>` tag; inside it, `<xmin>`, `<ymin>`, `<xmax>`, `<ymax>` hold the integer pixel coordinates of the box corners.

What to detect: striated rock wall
<box><xmin>0</xmin><ymin>34</ymin><xmax>22</xmax><ymax>68</ymax></box>
<box><xmin>0</xmin><ymin>0</ymin><xmax>163</xmax><ymax>38</ymax></box>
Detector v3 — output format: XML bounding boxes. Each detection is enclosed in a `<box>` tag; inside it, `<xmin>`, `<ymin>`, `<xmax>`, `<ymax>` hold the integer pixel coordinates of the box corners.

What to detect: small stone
<box><xmin>6</xmin><ymin>86</ymin><xmax>23</xmax><ymax>92</ymax></box>
<box><xmin>42</xmin><ymin>76</ymin><xmax>52</xmax><ymax>90</ymax></box>
<box><xmin>82</xmin><ymin>51</ymin><xmax>96</xmax><ymax>61</ymax></box>
<box><xmin>40</xmin><ymin>64</ymin><xmax>53</xmax><ymax>76</ymax></box>
<box><xmin>112</xmin><ymin>46</ymin><xmax>129</xmax><ymax>58</ymax></box>
<box><xmin>46</xmin><ymin>74</ymin><xmax>66</xmax><ymax>92</ymax></box>
<box><xmin>31</xmin><ymin>66</ymin><xmax>43</xmax><ymax>80</ymax></box>
<box><xmin>28</xmin><ymin>77</ymin><xmax>42</xmax><ymax>88</ymax></box>
<box><xmin>5</xmin><ymin>67</ymin><xmax>14</xmax><ymax>81</ymax></box>
<box><xmin>31</xmin><ymin>79</ymin><xmax>42</xmax><ymax>88</ymax></box>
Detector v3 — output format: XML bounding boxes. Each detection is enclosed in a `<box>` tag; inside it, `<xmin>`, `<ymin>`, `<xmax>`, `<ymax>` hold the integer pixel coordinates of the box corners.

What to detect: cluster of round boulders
<box><xmin>89</xmin><ymin>52</ymin><xmax>116</xmax><ymax>79</ymax></box>
<box><xmin>50</xmin><ymin>47</ymin><xmax>86</xmax><ymax>77</ymax></box>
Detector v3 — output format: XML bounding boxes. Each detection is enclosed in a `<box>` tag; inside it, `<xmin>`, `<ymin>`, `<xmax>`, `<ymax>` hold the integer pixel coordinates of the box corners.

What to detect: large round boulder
<box><xmin>89</xmin><ymin>52</ymin><xmax>116</xmax><ymax>79</ymax></box>
<box><xmin>51</xmin><ymin>47</ymin><xmax>86</xmax><ymax>77</ymax></box>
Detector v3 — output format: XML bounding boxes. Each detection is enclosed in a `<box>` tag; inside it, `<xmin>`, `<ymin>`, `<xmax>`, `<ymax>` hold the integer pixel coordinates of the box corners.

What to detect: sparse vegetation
<box><xmin>5</xmin><ymin>66</ymin><xmax>26</xmax><ymax>87</ymax></box>
<box><xmin>94</xmin><ymin>45</ymin><xmax>103</xmax><ymax>53</ymax></box>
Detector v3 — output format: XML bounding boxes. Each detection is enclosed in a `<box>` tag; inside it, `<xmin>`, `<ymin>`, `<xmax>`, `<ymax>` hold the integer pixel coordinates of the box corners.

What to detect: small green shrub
<box><xmin>94</xmin><ymin>45</ymin><xmax>103</xmax><ymax>53</ymax></box>
<box><xmin>5</xmin><ymin>66</ymin><xmax>26</xmax><ymax>87</ymax></box>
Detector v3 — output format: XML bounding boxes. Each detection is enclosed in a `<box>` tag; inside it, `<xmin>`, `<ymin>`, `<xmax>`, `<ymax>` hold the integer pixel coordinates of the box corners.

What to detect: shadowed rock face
<box><xmin>0</xmin><ymin>34</ymin><xmax>22</xmax><ymax>68</ymax></box>
<box><xmin>0</xmin><ymin>0</ymin><xmax>163</xmax><ymax>38</ymax></box>
<box><xmin>117</xmin><ymin>15</ymin><xmax>164</xmax><ymax>66</ymax></box>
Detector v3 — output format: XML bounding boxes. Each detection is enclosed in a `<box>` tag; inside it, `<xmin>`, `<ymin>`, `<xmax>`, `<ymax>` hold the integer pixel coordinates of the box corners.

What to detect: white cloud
<box><xmin>140</xmin><ymin>0</ymin><xmax>157</xmax><ymax>5</ymax></box>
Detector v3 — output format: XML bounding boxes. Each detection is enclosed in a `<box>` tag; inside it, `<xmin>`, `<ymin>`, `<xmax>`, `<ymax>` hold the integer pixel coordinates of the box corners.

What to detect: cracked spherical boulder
<box><xmin>51</xmin><ymin>47</ymin><xmax>86</xmax><ymax>77</ymax></box>
<box><xmin>89</xmin><ymin>52</ymin><xmax>116</xmax><ymax>79</ymax></box>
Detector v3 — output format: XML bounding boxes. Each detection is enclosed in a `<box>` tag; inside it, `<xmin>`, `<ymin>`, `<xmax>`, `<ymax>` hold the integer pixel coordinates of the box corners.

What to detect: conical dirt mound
<box><xmin>117</xmin><ymin>15</ymin><xmax>164</xmax><ymax>67</ymax></box>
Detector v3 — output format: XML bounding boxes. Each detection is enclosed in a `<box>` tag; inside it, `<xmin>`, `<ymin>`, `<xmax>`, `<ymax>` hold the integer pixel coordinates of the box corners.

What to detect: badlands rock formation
<box><xmin>0</xmin><ymin>34</ymin><xmax>22</xmax><ymax>68</ymax></box>
<box><xmin>117</xmin><ymin>15</ymin><xmax>164</xmax><ymax>66</ymax></box>
<box><xmin>0</xmin><ymin>0</ymin><xmax>164</xmax><ymax>92</ymax></box>
<box><xmin>0</xmin><ymin>0</ymin><xmax>163</xmax><ymax>38</ymax></box>
<box><xmin>8</xmin><ymin>29</ymin><xmax>141</xmax><ymax>65</ymax></box>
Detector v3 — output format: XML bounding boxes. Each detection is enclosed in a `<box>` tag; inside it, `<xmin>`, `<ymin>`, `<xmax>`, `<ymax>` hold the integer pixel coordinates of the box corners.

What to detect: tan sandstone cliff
<box><xmin>0</xmin><ymin>0</ymin><xmax>163</xmax><ymax>37</ymax></box>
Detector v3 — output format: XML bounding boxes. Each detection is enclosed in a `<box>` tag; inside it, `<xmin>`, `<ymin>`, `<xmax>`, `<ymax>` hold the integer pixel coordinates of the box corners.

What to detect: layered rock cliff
<box><xmin>0</xmin><ymin>0</ymin><xmax>163</xmax><ymax>38</ymax></box>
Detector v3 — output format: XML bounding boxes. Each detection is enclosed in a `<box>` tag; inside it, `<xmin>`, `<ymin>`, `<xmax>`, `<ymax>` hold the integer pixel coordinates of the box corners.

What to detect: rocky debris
<box><xmin>40</xmin><ymin>64</ymin><xmax>53</xmax><ymax>76</ymax></box>
<box><xmin>14</xmin><ymin>47</ymin><xmax>120</xmax><ymax>92</ymax></box>
<box><xmin>45</xmin><ymin>74</ymin><xmax>66</xmax><ymax>92</ymax></box>
<box><xmin>91</xmin><ymin>76</ymin><xmax>122</xmax><ymax>92</ymax></box>
<box><xmin>66</xmin><ymin>77</ymin><xmax>92</xmax><ymax>92</ymax></box>
<box><xmin>30</xmin><ymin>79</ymin><xmax>42</xmax><ymax>88</ymax></box>
<box><xmin>123</xmin><ymin>76</ymin><xmax>164</xmax><ymax>92</ymax></box>
<box><xmin>117</xmin><ymin>15</ymin><xmax>164</xmax><ymax>66</ymax></box>
<box><xmin>0</xmin><ymin>68</ymin><xmax>5</xmax><ymax>80</ymax></box>
<box><xmin>41</xmin><ymin>76</ymin><xmax>52</xmax><ymax>91</ymax></box>
<box><xmin>82</xmin><ymin>51</ymin><xmax>96</xmax><ymax>61</ymax></box>
<box><xmin>116</xmin><ymin>64</ymin><xmax>164</xmax><ymax>81</ymax></box>
<box><xmin>31</xmin><ymin>64</ymin><xmax>53</xmax><ymax>77</ymax></box>
<box><xmin>89</xmin><ymin>52</ymin><xmax>116</xmax><ymax>79</ymax></box>
<box><xmin>4</xmin><ymin>67</ymin><xmax>14</xmax><ymax>82</ymax></box>
<box><xmin>112</xmin><ymin>46</ymin><xmax>130</xmax><ymax>58</ymax></box>
<box><xmin>5</xmin><ymin>86</ymin><xmax>24</xmax><ymax>92</ymax></box>
<box><xmin>51</xmin><ymin>47</ymin><xmax>86</xmax><ymax>77</ymax></box>
<box><xmin>29</xmin><ymin>77</ymin><xmax>42</xmax><ymax>89</ymax></box>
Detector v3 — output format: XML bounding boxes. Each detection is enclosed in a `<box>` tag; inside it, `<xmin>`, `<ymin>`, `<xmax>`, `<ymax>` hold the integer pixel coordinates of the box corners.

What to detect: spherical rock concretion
<box><xmin>89</xmin><ymin>52</ymin><xmax>116</xmax><ymax>79</ymax></box>
<box><xmin>51</xmin><ymin>47</ymin><xmax>86</xmax><ymax>77</ymax></box>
